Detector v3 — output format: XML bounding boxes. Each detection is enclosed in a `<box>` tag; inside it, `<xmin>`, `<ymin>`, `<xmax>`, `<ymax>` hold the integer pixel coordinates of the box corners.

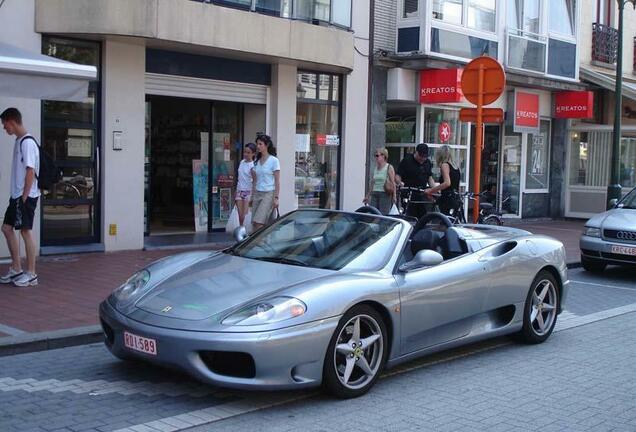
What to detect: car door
<box><xmin>396</xmin><ymin>252</ymin><xmax>489</xmax><ymax>355</ymax></box>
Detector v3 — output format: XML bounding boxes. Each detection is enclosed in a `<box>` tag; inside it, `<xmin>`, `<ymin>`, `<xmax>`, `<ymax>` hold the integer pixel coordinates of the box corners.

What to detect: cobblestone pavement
<box><xmin>0</xmin><ymin>267</ymin><xmax>634</xmax><ymax>432</ymax></box>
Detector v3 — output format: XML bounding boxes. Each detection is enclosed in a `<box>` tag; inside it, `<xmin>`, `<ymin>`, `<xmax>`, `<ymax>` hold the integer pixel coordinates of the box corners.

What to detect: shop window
<box><xmin>620</xmin><ymin>137</ymin><xmax>636</xmax><ymax>188</ymax></box>
<box><xmin>569</xmin><ymin>131</ymin><xmax>611</xmax><ymax>187</ymax></box>
<box><xmin>296</xmin><ymin>72</ymin><xmax>341</xmax><ymax>210</ymax></box>
<box><xmin>423</xmin><ymin>108</ymin><xmax>469</xmax><ymax>184</ymax></box>
<box><xmin>525</xmin><ymin>120</ymin><xmax>550</xmax><ymax>190</ymax></box>
<box><xmin>41</xmin><ymin>37</ymin><xmax>101</xmax><ymax>246</ymax></box>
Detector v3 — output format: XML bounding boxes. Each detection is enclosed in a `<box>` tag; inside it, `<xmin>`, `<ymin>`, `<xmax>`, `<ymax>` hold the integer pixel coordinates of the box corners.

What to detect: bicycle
<box><xmin>396</xmin><ymin>185</ymin><xmax>439</xmax><ymax>217</ymax></box>
<box><xmin>447</xmin><ymin>192</ymin><xmax>511</xmax><ymax>226</ymax></box>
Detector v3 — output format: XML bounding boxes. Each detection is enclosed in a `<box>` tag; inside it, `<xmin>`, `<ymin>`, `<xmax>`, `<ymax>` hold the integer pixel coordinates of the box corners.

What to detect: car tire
<box><xmin>322</xmin><ymin>305</ymin><xmax>388</xmax><ymax>399</ymax></box>
<box><xmin>518</xmin><ymin>270</ymin><xmax>559</xmax><ymax>344</ymax></box>
<box><xmin>581</xmin><ymin>256</ymin><xmax>606</xmax><ymax>273</ymax></box>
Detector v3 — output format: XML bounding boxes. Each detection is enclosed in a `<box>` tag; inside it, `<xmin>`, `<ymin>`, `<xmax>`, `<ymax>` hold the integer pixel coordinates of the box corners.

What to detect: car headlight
<box><xmin>113</xmin><ymin>270</ymin><xmax>151</xmax><ymax>302</ymax></box>
<box><xmin>583</xmin><ymin>226</ymin><xmax>601</xmax><ymax>238</ymax></box>
<box><xmin>222</xmin><ymin>297</ymin><xmax>306</xmax><ymax>326</ymax></box>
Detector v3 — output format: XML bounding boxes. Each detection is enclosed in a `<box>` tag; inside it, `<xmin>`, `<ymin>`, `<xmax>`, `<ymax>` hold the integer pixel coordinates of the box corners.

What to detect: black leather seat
<box><xmin>410</xmin><ymin>229</ymin><xmax>443</xmax><ymax>256</ymax></box>
<box><xmin>437</xmin><ymin>227</ymin><xmax>467</xmax><ymax>260</ymax></box>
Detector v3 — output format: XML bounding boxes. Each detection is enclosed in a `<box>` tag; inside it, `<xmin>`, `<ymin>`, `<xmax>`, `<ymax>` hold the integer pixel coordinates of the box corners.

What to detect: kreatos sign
<box><xmin>554</xmin><ymin>91</ymin><xmax>594</xmax><ymax>119</ymax></box>
<box><xmin>419</xmin><ymin>69</ymin><xmax>463</xmax><ymax>103</ymax></box>
<box><xmin>514</xmin><ymin>90</ymin><xmax>539</xmax><ymax>133</ymax></box>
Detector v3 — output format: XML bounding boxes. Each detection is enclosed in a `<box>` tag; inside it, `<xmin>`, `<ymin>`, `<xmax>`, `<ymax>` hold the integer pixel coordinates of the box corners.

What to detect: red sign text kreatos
<box><xmin>554</xmin><ymin>91</ymin><xmax>594</xmax><ymax>119</ymax></box>
<box><xmin>419</xmin><ymin>69</ymin><xmax>463</xmax><ymax>103</ymax></box>
<box><xmin>514</xmin><ymin>91</ymin><xmax>539</xmax><ymax>132</ymax></box>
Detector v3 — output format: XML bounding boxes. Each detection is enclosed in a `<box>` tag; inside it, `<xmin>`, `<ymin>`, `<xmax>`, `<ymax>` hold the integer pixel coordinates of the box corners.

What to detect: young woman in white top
<box><xmin>235</xmin><ymin>142</ymin><xmax>256</xmax><ymax>227</ymax></box>
<box><xmin>250</xmin><ymin>134</ymin><xmax>280</xmax><ymax>231</ymax></box>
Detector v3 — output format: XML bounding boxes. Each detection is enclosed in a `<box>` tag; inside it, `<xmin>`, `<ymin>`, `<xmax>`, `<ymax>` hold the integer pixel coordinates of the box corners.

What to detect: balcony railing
<box><xmin>592</xmin><ymin>22</ymin><xmax>618</xmax><ymax>65</ymax></box>
<box><xmin>195</xmin><ymin>0</ymin><xmax>352</xmax><ymax>29</ymax></box>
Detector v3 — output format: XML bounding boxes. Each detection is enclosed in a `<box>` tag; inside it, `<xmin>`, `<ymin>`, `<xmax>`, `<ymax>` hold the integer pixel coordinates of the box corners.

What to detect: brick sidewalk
<box><xmin>0</xmin><ymin>219</ymin><xmax>586</xmax><ymax>343</ymax></box>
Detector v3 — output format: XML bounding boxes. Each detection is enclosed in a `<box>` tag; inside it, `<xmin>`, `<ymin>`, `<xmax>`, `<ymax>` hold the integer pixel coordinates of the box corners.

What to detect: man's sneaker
<box><xmin>0</xmin><ymin>268</ymin><xmax>23</xmax><ymax>284</ymax></box>
<box><xmin>13</xmin><ymin>272</ymin><xmax>38</xmax><ymax>287</ymax></box>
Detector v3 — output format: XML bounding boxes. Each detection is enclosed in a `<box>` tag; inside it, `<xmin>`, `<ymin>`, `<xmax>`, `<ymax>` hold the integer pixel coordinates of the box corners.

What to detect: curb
<box><xmin>0</xmin><ymin>325</ymin><xmax>102</xmax><ymax>357</ymax></box>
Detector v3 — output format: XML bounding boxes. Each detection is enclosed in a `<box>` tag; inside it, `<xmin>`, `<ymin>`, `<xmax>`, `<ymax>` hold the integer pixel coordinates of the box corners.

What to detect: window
<box><xmin>403</xmin><ymin>0</ymin><xmax>418</xmax><ymax>18</ymax></box>
<box><xmin>549</xmin><ymin>0</ymin><xmax>576</xmax><ymax>37</ymax></box>
<box><xmin>620</xmin><ymin>137</ymin><xmax>636</xmax><ymax>188</ymax></box>
<box><xmin>296</xmin><ymin>72</ymin><xmax>341</xmax><ymax>210</ymax></box>
<box><xmin>423</xmin><ymin>108</ymin><xmax>469</xmax><ymax>184</ymax></box>
<box><xmin>507</xmin><ymin>0</ymin><xmax>540</xmax><ymax>34</ymax></box>
<box><xmin>525</xmin><ymin>120</ymin><xmax>550</xmax><ymax>190</ymax></box>
<box><xmin>433</xmin><ymin>0</ymin><xmax>496</xmax><ymax>32</ymax></box>
<box><xmin>433</xmin><ymin>0</ymin><xmax>462</xmax><ymax>25</ymax></box>
<box><xmin>467</xmin><ymin>0</ymin><xmax>496</xmax><ymax>32</ymax></box>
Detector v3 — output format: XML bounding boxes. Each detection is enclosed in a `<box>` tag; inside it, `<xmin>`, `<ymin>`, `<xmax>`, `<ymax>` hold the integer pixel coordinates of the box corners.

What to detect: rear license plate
<box><xmin>124</xmin><ymin>331</ymin><xmax>157</xmax><ymax>356</ymax></box>
<box><xmin>611</xmin><ymin>245</ymin><xmax>636</xmax><ymax>256</ymax></box>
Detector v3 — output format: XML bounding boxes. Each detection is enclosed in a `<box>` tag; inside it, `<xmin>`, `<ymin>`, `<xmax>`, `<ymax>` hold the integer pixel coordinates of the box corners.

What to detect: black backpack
<box><xmin>20</xmin><ymin>135</ymin><xmax>63</xmax><ymax>191</ymax></box>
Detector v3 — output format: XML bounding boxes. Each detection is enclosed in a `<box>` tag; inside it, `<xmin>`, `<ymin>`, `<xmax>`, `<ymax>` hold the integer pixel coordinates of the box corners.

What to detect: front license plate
<box><xmin>611</xmin><ymin>245</ymin><xmax>636</xmax><ymax>256</ymax></box>
<box><xmin>124</xmin><ymin>331</ymin><xmax>157</xmax><ymax>356</ymax></box>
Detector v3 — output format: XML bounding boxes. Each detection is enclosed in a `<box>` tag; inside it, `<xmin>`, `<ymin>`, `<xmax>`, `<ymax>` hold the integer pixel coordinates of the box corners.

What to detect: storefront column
<box><xmin>269</xmin><ymin>64</ymin><xmax>298</xmax><ymax>216</ymax></box>
<box><xmin>102</xmin><ymin>39</ymin><xmax>145</xmax><ymax>251</ymax></box>
<box><xmin>550</xmin><ymin>118</ymin><xmax>569</xmax><ymax>218</ymax></box>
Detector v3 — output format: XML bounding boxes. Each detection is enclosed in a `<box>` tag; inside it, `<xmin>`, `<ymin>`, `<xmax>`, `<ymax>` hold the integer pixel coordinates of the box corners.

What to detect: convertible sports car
<box><xmin>100</xmin><ymin>209</ymin><xmax>569</xmax><ymax>398</ymax></box>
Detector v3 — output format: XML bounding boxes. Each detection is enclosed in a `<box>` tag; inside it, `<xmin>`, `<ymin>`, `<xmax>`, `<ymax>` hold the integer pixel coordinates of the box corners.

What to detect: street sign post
<box><xmin>460</xmin><ymin>56</ymin><xmax>505</xmax><ymax>223</ymax></box>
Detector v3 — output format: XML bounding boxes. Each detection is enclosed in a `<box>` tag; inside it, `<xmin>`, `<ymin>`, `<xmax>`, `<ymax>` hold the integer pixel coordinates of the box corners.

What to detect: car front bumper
<box><xmin>99</xmin><ymin>300</ymin><xmax>340</xmax><ymax>390</ymax></box>
<box><xmin>580</xmin><ymin>235</ymin><xmax>636</xmax><ymax>266</ymax></box>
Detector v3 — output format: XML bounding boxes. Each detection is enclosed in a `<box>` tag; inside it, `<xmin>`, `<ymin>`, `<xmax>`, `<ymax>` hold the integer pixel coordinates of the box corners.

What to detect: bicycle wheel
<box><xmin>482</xmin><ymin>215</ymin><xmax>502</xmax><ymax>226</ymax></box>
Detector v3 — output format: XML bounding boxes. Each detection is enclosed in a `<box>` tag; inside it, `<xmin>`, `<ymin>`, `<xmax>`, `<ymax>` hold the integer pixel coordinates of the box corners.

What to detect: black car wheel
<box><xmin>581</xmin><ymin>256</ymin><xmax>607</xmax><ymax>273</ymax></box>
<box><xmin>322</xmin><ymin>305</ymin><xmax>387</xmax><ymax>399</ymax></box>
<box><xmin>518</xmin><ymin>270</ymin><xmax>559</xmax><ymax>344</ymax></box>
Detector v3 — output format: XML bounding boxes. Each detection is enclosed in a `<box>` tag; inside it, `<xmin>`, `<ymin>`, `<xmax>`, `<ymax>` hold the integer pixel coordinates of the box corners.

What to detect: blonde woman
<box><xmin>425</xmin><ymin>145</ymin><xmax>461</xmax><ymax>215</ymax></box>
<box><xmin>363</xmin><ymin>147</ymin><xmax>396</xmax><ymax>214</ymax></box>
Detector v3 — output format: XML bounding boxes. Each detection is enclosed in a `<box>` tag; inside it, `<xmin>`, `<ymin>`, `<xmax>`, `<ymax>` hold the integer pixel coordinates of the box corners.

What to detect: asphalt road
<box><xmin>1</xmin><ymin>267</ymin><xmax>635</xmax><ymax>432</ymax></box>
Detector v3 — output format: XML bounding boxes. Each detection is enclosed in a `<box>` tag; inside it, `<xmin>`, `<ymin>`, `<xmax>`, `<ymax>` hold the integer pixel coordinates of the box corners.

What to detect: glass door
<box><xmin>40</xmin><ymin>38</ymin><xmax>101</xmax><ymax>246</ymax></box>
<box><xmin>501</xmin><ymin>127</ymin><xmax>523</xmax><ymax>216</ymax></box>
<box><xmin>210</xmin><ymin>102</ymin><xmax>242</xmax><ymax>230</ymax></box>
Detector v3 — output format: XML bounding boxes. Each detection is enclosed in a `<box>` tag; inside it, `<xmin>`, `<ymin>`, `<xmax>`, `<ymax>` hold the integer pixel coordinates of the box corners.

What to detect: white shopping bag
<box><xmin>225</xmin><ymin>206</ymin><xmax>240</xmax><ymax>233</ymax></box>
<box><xmin>244</xmin><ymin>209</ymin><xmax>253</xmax><ymax>233</ymax></box>
<box><xmin>389</xmin><ymin>203</ymin><xmax>399</xmax><ymax>215</ymax></box>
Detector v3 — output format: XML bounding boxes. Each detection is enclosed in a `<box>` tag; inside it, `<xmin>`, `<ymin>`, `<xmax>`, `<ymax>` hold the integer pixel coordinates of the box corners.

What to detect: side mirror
<box><xmin>399</xmin><ymin>250</ymin><xmax>444</xmax><ymax>272</ymax></box>
<box><xmin>233</xmin><ymin>226</ymin><xmax>249</xmax><ymax>242</ymax></box>
<box><xmin>609</xmin><ymin>198</ymin><xmax>619</xmax><ymax>208</ymax></box>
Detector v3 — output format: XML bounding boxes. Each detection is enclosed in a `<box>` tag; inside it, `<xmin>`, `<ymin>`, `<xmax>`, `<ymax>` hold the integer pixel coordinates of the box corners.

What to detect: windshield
<box><xmin>618</xmin><ymin>188</ymin><xmax>636</xmax><ymax>209</ymax></box>
<box><xmin>228</xmin><ymin>210</ymin><xmax>403</xmax><ymax>271</ymax></box>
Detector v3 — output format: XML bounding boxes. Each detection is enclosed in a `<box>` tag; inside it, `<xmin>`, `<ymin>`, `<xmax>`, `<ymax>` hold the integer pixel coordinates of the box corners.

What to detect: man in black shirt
<box><xmin>396</xmin><ymin>143</ymin><xmax>436</xmax><ymax>220</ymax></box>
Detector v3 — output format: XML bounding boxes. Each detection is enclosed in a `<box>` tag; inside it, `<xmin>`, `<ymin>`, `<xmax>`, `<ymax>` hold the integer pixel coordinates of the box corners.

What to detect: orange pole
<box><xmin>473</xmin><ymin>64</ymin><xmax>484</xmax><ymax>224</ymax></box>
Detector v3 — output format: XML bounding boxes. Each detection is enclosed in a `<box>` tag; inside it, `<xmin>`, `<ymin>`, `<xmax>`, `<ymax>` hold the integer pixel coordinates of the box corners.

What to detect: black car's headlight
<box><xmin>113</xmin><ymin>270</ymin><xmax>151</xmax><ymax>302</ymax></box>
<box><xmin>583</xmin><ymin>226</ymin><xmax>601</xmax><ymax>238</ymax></box>
<box><xmin>221</xmin><ymin>296</ymin><xmax>306</xmax><ymax>326</ymax></box>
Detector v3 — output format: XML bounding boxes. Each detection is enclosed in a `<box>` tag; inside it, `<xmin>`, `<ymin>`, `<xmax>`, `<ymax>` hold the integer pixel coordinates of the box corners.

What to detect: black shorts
<box><xmin>3</xmin><ymin>197</ymin><xmax>38</xmax><ymax>230</ymax></box>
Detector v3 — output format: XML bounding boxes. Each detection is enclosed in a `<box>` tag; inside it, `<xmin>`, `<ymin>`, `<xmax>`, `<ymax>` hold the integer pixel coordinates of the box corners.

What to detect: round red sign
<box><xmin>438</xmin><ymin>121</ymin><xmax>451</xmax><ymax>143</ymax></box>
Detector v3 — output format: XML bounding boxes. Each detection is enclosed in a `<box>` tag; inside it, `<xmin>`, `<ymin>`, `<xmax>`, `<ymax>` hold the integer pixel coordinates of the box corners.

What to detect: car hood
<box><xmin>587</xmin><ymin>208</ymin><xmax>636</xmax><ymax>229</ymax></box>
<box><xmin>134</xmin><ymin>252</ymin><xmax>333</xmax><ymax>321</ymax></box>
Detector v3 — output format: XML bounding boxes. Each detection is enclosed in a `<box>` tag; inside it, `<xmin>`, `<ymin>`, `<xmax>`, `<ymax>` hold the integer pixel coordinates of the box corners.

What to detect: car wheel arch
<box><xmin>351</xmin><ymin>300</ymin><xmax>395</xmax><ymax>357</ymax></box>
<box><xmin>538</xmin><ymin>265</ymin><xmax>563</xmax><ymax>314</ymax></box>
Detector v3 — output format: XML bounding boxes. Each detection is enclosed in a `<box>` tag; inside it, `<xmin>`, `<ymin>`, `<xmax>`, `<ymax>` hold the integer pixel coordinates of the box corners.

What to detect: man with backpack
<box><xmin>0</xmin><ymin>108</ymin><xmax>40</xmax><ymax>286</ymax></box>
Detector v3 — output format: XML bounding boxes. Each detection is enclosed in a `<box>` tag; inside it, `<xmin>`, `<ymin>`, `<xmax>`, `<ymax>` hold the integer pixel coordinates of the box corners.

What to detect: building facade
<box><xmin>0</xmin><ymin>0</ymin><xmax>370</xmax><ymax>256</ymax></box>
<box><xmin>371</xmin><ymin>0</ymin><xmax>591</xmax><ymax>220</ymax></box>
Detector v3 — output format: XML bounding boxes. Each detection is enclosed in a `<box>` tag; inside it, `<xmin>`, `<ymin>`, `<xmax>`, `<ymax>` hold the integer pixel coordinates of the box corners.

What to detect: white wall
<box><xmin>269</xmin><ymin>64</ymin><xmax>298</xmax><ymax>216</ymax></box>
<box><xmin>0</xmin><ymin>0</ymin><xmax>41</xmax><ymax>259</ymax></box>
<box><xmin>340</xmin><ymin>0</ymin><xmax>371</xmax><ymax>211</ymax></box>
<box><xmin>243</xmin><ymin>104</ymin><xmax>266</xmax><ymax>145</ymax></box>
<box><xmin>101</xmin><ymin>39</ymin><xmax>146</xmax><ymax>251</ymax></box>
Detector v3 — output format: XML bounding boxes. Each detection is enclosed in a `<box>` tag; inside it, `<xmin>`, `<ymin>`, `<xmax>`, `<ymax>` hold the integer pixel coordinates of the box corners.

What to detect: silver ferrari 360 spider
<box><xmin>100</xmin><ymin>209</ymin><xmax>568</xmax><ymax>398</ymax></box>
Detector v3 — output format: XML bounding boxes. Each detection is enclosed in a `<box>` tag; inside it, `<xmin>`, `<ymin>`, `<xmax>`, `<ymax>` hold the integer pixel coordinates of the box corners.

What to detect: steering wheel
<box><xmin>413</xmin><ymin>212</ymin><xmax>453</xmax><ymax>232</ymax></box>
<box><xmin>355</xmin><ymin>205</ymin><xmax>383</xmax><ymax>215</ymax></box>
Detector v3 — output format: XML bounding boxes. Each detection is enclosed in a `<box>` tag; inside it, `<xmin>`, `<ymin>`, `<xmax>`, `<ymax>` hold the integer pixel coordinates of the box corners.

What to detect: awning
<box><xmin>580</xmin><ymin>66</ymin><xmax>636</xmax><ymax>102</ymax></box>
<box><xmin>0</xmin><ymin>42</ymin><xmax>97</xmax><ymax>101</ymax></box>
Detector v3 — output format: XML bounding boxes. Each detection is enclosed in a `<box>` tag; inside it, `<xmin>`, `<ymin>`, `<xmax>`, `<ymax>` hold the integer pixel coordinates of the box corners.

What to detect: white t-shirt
<box><xmin>237</xmin><ymin>159</ymin><xmax>254</xmax><ymax>191</ymax></box>
<box><xmin>11</xmin><ymin>134</ymin><xmax>40</xmax><ymax>199</ymax></box>
<box><xmin>253</xmin><ymin>155</ymin><xmax>280</xmax><ymax>192</ymax></box>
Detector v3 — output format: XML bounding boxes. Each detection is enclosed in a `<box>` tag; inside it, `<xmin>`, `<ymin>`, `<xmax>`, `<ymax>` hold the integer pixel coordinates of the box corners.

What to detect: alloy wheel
<box><xmin>529</xmin><ymin>279</ymin><xmax>557</xmax><ymax>336</ymax></box>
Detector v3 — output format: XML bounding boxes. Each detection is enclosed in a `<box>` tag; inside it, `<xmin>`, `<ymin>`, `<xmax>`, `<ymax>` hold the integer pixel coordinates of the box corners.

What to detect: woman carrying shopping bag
<box><xmin>250</xmin><ymin>134</ymin><xmax>280</xmax><ymax>231</ymax></box>
<box><xmin>363</xmin><ymin>147</ymin><xmax>396</xmax><ymax>214</ymax></box>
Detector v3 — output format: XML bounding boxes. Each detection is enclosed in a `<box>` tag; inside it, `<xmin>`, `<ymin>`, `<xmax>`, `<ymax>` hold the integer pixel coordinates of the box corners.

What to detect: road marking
<box><xmin>570</xmin><ymin>279</ymin><xmax>636</xmax><ymax>292</ymax></box>
<box><xmin>556</xmin><ymin>303</ymin><xmax>636</xmax><ymax>331</ymax></box>
<box><xmin>0</xmin><ymin>323</ymin><xmax>26</xmax><ymax>336</ymax></box>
